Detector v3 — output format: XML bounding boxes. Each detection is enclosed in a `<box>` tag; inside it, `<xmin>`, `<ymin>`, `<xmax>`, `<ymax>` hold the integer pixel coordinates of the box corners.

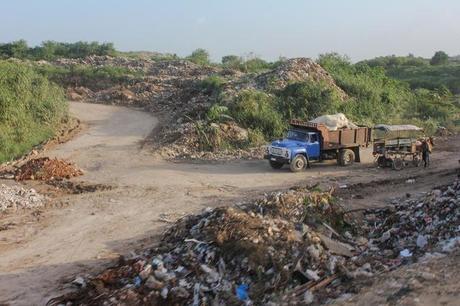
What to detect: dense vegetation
<box><xmin>0</xmin><ymin>60</ymin><xmax>68</xmax><ymax>162</ymax></box>
<box><xmin>35</xmin><ymin>64</ymin><xmax>144</xmax><ymax>90</ymax></box>
<box><xmin>202</xmin><ymin>53</ymin><xmax>459</xmax><ymax>151</ymax></box>
<box><xmin>0</xmin><ymin>40</ymin><xmax>116</xmax><ymax>60</ymax></box>
<box><xmin>360</xmin><ymin>52</ymin><xmax>460</xmax><ymax>94</ymax></box>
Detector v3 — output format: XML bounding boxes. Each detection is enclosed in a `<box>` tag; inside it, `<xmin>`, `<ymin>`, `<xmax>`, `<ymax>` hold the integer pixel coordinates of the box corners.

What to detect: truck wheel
<box><xmin>412</xmin><ymin>155</ymin><xmax>421</xmax><ymax>167</ymax></box>
<box><xmin>377</xmin><ymin>156</ymin><xmax>386</xmax><ymax>168</ymax></box>
<box><xmin>392</xmin><ymin>157</ymin><xmax>404</xmax><ymax>170</ymax></box>
<box><xmin>339</xmin><ymin>149</ymin><xmax>355</xmax><ymax>166</ymax></box>
<box><xmin>269</xmin><ymin>160</ymin><xmax>284</xmax><ymax>169</ymax></box>
<box><xmin>290</xmin><ymin>155</ymin><xmax>307</xmax><ymax>172</ymax></box>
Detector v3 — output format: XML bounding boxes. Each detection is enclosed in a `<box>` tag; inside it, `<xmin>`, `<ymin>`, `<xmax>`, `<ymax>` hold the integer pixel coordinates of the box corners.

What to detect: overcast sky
<box><xmin>2</xmin><ymin>0</ymin><xmax>459</xmax><ymax>61</ymax></box>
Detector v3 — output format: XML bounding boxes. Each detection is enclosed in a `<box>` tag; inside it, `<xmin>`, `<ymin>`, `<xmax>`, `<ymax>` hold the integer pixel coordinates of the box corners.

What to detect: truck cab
<box><xmin>265</xmin><ymin>128</ymin><xmax>321</xmax><ymax>172</ymax></box>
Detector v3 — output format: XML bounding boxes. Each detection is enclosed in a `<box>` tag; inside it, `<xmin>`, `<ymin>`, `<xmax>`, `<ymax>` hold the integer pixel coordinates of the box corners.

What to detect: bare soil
<box><xmin>0</xmin><ymin>102</ymin><xmax>458</xmax><ymax>306</ymax></box>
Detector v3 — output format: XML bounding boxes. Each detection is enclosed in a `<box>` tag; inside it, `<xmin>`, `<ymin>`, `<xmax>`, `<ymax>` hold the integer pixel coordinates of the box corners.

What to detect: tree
<box><xmin>0</xmin><ymin>40</ymin><xmax>29</xmax><ymax>58</ymax></box>
<box><xmin>430</xmin><ymin>51</ymin><xmax>448</xmax><ymax>65</ymax></box>
<box><xmin>187</xmin><ymin>48</ymin><xmax>210</xmax><ymax>65</ymax></box>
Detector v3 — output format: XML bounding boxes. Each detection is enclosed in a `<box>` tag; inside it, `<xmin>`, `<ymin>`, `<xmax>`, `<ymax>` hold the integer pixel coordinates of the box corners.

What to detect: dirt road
<box><xmin>0</xmin><ymin>103</ymin><xmax>458</xmax><ymax>305</ymax></box>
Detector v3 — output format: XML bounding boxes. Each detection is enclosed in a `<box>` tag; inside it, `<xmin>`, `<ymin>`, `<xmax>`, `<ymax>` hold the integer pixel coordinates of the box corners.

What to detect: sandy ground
<box><xmin>0</xmin><ymin>102</ymin><xmax>458</xmax><ymax>306</ymax></box>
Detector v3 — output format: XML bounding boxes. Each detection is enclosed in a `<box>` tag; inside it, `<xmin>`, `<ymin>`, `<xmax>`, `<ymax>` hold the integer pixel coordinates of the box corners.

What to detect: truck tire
<box><xmin>377</xmin><ymin>156</ymin><xmax>386</xmax><ymax>168</ymax></box>
<box><xmin>392</xmin><ymin>157</ymin><xmax>404</xmax><ymax>170</ymax></box>
<box><xmin>339</xmin><ymin>149</ymin><xmax>355</xmax><ymax>166</ymax></box>
<box><xmin>290</xmin><ymin>154</ymin><xmax>307</xmax><ymax>172</ymax></box>
<box><xmin>269</xmin><ymin>160</ymin><xmax>284</xmax><ymax>169</ymax></box>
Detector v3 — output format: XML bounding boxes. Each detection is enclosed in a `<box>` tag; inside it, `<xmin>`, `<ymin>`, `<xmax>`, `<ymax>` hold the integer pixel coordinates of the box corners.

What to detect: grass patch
<box><xmin>0</xmin><ymin>60</ymin><xmax>67</xmax><ymax>163</ymax></box>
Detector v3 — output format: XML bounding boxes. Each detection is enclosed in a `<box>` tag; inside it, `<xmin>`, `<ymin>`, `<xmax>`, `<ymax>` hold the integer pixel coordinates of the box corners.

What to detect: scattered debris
<box><xmin>0</xmin><ymin>184</ymin><xmax>45</xmax><ymax>212</ymax></box>
<box><xmin>46</xmin><ymin>179</ymin><xmax>113</xmax><ymax>194</ymax></box>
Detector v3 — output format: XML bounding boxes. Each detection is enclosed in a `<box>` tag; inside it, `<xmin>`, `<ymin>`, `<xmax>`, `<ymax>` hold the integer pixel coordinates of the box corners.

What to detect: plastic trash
<box><xmin>236</xmin><ymin>284</ymin><xmax>249</xmax><ymax>301</ymax></box>
<box><xmin>400</xmin><ymin>249</ymin><xmax>413</xmax><ymax>257</ymax></box>
<box><xmin>133</xmin><ymin>276</ymin><xmax>142</xmax><ymax>288</ymax></box>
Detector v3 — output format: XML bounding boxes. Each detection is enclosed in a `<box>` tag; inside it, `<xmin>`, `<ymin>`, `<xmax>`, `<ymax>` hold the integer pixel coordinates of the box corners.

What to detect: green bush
<box><xmin>199</xmin><ymin>75</ymin><xmax>225</xmax><ymax>95</ymax></box>
<box><xmin>35</xmin><ymin>64</ymin><xmax>143</xmax><ymax>90</ymax></box>
<box><xmin>187</xmin><ymin>49</ymin><xmax>211</xmax><ymax>66</ymax></box>
<box><xmin>277</xmin><ymin>81</ymin><xmax>341</xmax><ymax>120</ymax></box>
<box><xmin>318</xmin><ymin>53</ymin><xmax>414</xmax><ymax>123</ymax></box>
<box><xmin>0</xmin><ymin>60</ymin><xmax>67</xmax><ymax>162</ymax></box>
<box><xmin>220</xmin><ymin>54</ymin><xmax>284</xmax><ymax>73</ymax></box>
<box><xmin>229</xmin><ymin>89</ymin><xmax>285</xmax><ymax>139</ymax></box>
<box><xmin>206</xmin><ymin>104</ymin><xmax>232</xmax><ymax>122</ymax></box>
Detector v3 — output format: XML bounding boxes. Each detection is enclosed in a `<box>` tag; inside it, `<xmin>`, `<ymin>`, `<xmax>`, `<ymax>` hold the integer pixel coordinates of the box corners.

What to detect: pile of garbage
<box><xmin>156</xmin><ymin>121</ymin><xmax>264</xmax><ymax>160</ymax></box>
<box><xmin>14</xmin><ymin>157</ymin><xmax>83</xmax><ymax>181</ymax></box>
<box><xmin>57</xmin><ymin>178</ymin><xmax>460</xmax><ymax>306</ymax></box>
<box><xmin>255</xmin><ymin>58</ymin><xmax>348</xmax><ymax>101</ymax></box>
<box><xmin>56</xmin><ymin>187</ymin><xmax>371</xmax><ymax>305</ymax></box>
<box><xmin>0</xmin><ymin>184</ymin><xmax>45</xmax><ymax>212</ymax></box>
<box><xmin>363</xmin><ymin>179</ymin><xmax>460</xmax><ymax>259</ymax></box>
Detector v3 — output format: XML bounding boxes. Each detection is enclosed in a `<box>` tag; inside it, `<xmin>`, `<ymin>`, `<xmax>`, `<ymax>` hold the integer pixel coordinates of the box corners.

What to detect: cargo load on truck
<box><xmin>309</xmin><ymin>113</ymin><xmax>358</xmax><ymax>131</ymax></box>
<box><xmin>265</xmin><ymin>115</ymin><xmax>371</xmax><ymax>172</ymax></box>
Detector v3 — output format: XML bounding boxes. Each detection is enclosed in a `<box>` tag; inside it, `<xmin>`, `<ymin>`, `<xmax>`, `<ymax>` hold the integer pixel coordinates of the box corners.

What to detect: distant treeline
<box><xmin>359</xmin><ymin>52</ymin><xmax>460</xmax><ymax>94</ymax></box>
<box><xmin>0</xmin><ymin>40</ymin><xmax>116</xmax><ymax>60</ymax></box>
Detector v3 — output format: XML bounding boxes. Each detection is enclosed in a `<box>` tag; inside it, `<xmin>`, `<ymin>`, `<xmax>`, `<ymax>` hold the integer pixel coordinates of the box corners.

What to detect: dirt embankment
<box><xmin>0</xmin><ymin>102</ymin><xmax>458</xmax><ymax>305</ymax></box>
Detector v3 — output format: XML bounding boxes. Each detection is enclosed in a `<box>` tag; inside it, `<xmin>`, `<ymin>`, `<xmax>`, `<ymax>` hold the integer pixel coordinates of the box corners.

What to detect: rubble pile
<box><xmin>0</xmin><ymin>184</ymin><xmax>45</xmax><ymax>212</ymax></box>
<box><xmin>255</xmin><ymin>58</ymin><xmax>348</xmax><ymax>100</ymax></box>
<box><xmin>14</xmin><ymin>157</ymin><xmax>83</xmax><ymax>181</ymax></box>
<box><xmin>58</xmin><ymin>179</ymin><xmax>460</xmax><ymax>305</ymax></box>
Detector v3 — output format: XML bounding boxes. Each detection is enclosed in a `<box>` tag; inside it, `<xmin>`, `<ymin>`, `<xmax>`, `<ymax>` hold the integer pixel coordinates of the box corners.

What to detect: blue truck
<box><xmin>264</xmin><ymin>119</ymin><xmax>372</xmax><ymax>172</ymax></box>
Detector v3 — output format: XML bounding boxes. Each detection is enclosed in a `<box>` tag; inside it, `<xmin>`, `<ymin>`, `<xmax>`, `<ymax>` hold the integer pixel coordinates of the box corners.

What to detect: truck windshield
<box><xmin>287</xmin><ymin>130</ymin><xmax>308</xmax><ymax>141</ymax></box>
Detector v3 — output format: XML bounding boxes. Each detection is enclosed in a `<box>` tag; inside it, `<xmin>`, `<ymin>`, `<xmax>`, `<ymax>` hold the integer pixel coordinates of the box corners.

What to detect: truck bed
<box><xmin>290</xmin><ymin>119</ymin><xmax>372</xmax><ymax>150</ymax></box>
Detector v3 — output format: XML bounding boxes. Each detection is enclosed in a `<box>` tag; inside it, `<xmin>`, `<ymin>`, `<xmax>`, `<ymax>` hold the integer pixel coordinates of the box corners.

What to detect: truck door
<box><xmin>307</xmin><ymin>133</ymin><xmax>320</xmax><ymax>159</ymax></box>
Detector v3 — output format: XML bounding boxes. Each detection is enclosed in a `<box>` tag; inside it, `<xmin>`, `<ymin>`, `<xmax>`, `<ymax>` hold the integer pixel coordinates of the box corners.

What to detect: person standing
<box><xmin>421</xmin><ymin>138</ymin><xmax>432</xmax><ymax>168</ymax></box>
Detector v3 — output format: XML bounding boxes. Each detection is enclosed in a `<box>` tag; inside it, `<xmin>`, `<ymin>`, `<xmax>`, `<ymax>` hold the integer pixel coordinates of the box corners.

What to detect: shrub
<box><xmin>0</xmin><ymin>60</ymin><xmax>67</xmax><ymax>162</ymax></box>
<box><xmin>35</xmin><ymin>64</ymin><xmax>143</xmax><ymax>90</ymax></box>
<box><xmin>199</xmin><ymin>75</ymin><xmax>225</xmax><ymax>95</ymax></box>
<box><xmin>206</xmin><ymin>104</ymin><xmax>232</xmax><ymax>122</ymax></box>
<box><xmin>229</xmin><ymin>90</ymin><xmax>285</xmax><ymax>139</ymax></box>
<box><xmin>187</xmin><ymin>48</ymin><xmax>210</xmax><ymax>66</ymax></box>
<box><xmin>277</xmin><ymin>81</ymin><xmax>341</xmax><ymax>120</ymax></box>
<box><xmin>430</xmin><ymin>51</ymin><xmax>449</xmax><ymax>66</ymax></box>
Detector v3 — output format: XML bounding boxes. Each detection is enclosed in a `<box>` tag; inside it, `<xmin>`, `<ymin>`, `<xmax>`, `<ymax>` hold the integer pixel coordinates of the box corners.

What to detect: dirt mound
<box><xmin>256</xmin><ymin>58</ymin><xmax>348</xmax><ymax>100</ymax></box>
<box><xmin>14</xmin><ymin>157</ymin><xmax>83</xmax><ymax>181</ymax></box>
